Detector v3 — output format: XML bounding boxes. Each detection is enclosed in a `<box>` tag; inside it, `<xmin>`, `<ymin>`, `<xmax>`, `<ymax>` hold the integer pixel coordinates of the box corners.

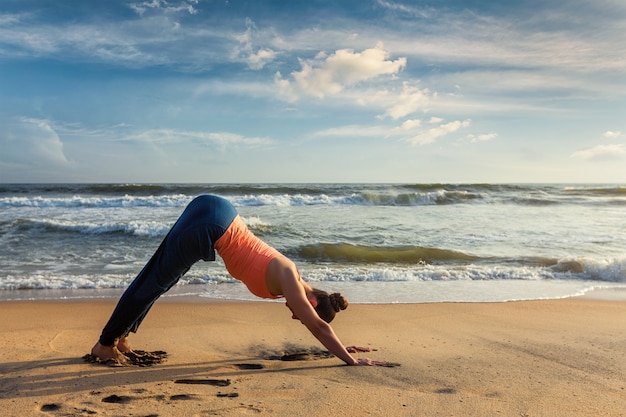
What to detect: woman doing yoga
<box><xmin>91</xmin><ymin>194</ymin><xmax>387</xmax><ymax>366</ymax></box>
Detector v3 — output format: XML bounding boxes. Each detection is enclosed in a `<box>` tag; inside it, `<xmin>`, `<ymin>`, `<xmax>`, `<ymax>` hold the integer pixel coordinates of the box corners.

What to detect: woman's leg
<box><xmin>96</xmin><ymin>195</ymin><xmax>238</xmax><ymax>347</ymax></box>
<box><xmin>96</xmin><ymin>233</ymin><xmax>191</xmax><ymax>347</ymax></box>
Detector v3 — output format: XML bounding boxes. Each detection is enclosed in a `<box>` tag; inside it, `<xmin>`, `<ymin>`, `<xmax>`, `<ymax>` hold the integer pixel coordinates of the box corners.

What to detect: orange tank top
<box><xmin>214</xmin><ymin>215</ymin><xmax>282</xmax><ymax>299</ymax></box>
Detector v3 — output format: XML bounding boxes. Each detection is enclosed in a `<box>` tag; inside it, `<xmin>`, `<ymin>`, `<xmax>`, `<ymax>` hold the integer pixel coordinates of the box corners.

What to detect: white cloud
<box><xmin>407</xmin><ymin>119</ymin><xmax>471</xmax><ymax>145</ymax></box>
<box><xmin>428</xmin><ymin>117</ymin><xmax>443</xmax><ymax>124</ymax></box>
<box><xmin>129</xmin><ymin>0</ymin><xmax>199</xmax><ymax>16</ymax></box>
<box><xmin>0</xmin><ymin>117</ymin><xmax>70</xmax><ymax>166</ymax></box>
<box><xmin>0</xmin><ymin>4</ymin><xmax>226</xmax><ymax>68</ymax></box>
<box><xmin>355</xmin><ymin>82</ymin><xmax>432</xmax><ymax>121</ymax></box>
<box><xmin>312</xmin><ymin>117</ymin><xmax>474</xmax><ymax>146</ymax></box>
<box><xmin>604</xmin><ymin>130</ymin><xmax>622</xmax><ymax>139</ymax></box>
<box><xmin>231</xmin><ymin>18</ymin><xmax>277</xmax><ymax>70</ymax></box>
<box><xmin>0</xmin><ymin>22</ymin><xmax>58</xmax><ymax>55</ymax></box>
<box><xmin>375</xmin><ymin>0</ymin><xmax>435</xmax><ymax>18</ymax></box>
<box><xmin>571</xmin><ymin>144</ymin><xmax>626</xmax><ymax>160</ymax></box>
<box><xmin>398</xmin><ymin>119</ymin><xmax>422</xmax><ymax>130</ymax></box>
<box><xmin>247</xmin><ymin>48</ymin><xmax>277</xmax><ymax>69</ymax></box>
<box><xmin>469</xmin><ymin>132</ymin><xmax>498</xmax><ymax>143</ymax></box>
<box><xmin>273</xmin><ymin>72</ymin><xmax>299</xmax><ymax>102</ymax></box>
<box><xmin>381</xmin><ymin>3</ymin><xmax>626</xmax><ymax>75</ymax></box>
<box><xmin>275</xmin><ymin>44</ymin><xmax>406</xmax><ymax>100</ymax></box>
<box><xmin>313</xmin><ymin>124</ymin><xmax>391</xmax><ymax>138</ymax></box>
<box><xmin>378</xmin><ymin>82</ymin><xmax>430</xmax><ymax>120</ymax></box>
<box><xmin>0</xmin><ymin>13</ymin><xmax>22</xmax><ymax>25</ymax></box>
<box><xmin>126</xmin><ymin>128</ymin><xmax>273</xmax><ymax>147</ymax></box>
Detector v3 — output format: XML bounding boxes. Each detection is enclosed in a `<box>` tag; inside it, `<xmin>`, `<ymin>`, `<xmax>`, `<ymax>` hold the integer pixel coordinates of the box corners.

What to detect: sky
<box><xmin>1</xmin><ymin>0</ymin><xmax>625</xmax><ymax>184</ymax></box>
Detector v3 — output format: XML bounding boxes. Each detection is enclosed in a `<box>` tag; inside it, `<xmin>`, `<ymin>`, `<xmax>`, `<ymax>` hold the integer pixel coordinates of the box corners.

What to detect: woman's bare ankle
<box><xmin>116</xmin><ymin>337</ymin><xmax>132</xmax><ymax>353</ymax></box>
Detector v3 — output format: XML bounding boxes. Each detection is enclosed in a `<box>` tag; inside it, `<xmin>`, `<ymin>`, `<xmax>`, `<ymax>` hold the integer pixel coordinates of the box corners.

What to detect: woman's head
<box><xmin>311</xmin><ymin>288</ymin><xmax>348</xmax><ymax>323</ymax></box>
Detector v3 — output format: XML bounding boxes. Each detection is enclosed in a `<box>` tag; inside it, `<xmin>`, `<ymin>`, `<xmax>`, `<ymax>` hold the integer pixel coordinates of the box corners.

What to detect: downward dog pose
<box><xmin>92</xmin><ymin>194</ymin><xmax>386</xmax><ymax>366</ymax></box>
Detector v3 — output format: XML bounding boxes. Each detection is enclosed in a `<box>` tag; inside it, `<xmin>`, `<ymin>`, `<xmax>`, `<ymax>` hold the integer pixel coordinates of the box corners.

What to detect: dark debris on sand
<box><xmin>82</xmin><ymin>350</ymin><xmax>168</xmax><ymax>367</ymax></box>
<box><xmin>235</xmin><ymin>363</ymin><xmax>264</xmax><ymax>370</ymax></box>
<box><xmin>174</xmin><ymin>378</ymin><xmax>231</xmax><ymax>386</ymax></box>
<box><xmin>267</xmin><ymin>346</ymin><xmax>400</xmax><ymax>366</ymax></box>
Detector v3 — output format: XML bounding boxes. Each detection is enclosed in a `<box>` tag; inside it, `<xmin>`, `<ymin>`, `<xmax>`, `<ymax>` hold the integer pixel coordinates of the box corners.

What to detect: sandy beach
<box><xmin>1</xmin><ymin>298</ymin><xmax>625</xmax><ymax>416</ymax></box>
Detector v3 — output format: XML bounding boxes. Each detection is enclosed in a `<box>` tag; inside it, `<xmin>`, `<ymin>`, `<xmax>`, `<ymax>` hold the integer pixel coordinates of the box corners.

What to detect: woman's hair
<box><xmin>312</xmin><ymin>288</ymin><xmax>348</xmax><ymax>323</ymax></box>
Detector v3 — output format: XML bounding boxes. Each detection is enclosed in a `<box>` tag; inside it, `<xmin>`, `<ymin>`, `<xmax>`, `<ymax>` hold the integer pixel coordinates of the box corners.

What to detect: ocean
<box><xmin>1</xmin><ymin>183</ymin><xmax>625</xmax><ymax>303</ymax></box>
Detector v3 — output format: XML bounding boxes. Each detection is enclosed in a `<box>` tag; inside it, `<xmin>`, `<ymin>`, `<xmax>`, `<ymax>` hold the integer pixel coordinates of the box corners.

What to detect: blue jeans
<box><xmin>98</xmin><ymin>195</ymin><xmax>237</xmax><ymax>346</ymax></box>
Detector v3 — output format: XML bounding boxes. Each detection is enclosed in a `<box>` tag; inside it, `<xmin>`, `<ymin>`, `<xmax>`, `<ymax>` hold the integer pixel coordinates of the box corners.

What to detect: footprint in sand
<box><xmin>82</xmin><ymin>349</ymin><xmax>168</xmax><ymax>367</ymax></box>
<box><xmin>170</xmin><ymin>394</ymin><xmax>198</xmax><ymax>400</ymax></box>
<box><xmin>435</xmin><ymin>387</ymin><xmax>457</xmax><ymax>394</ymax></box>
<box><xmin>217</xmin><ymin>392</ymin><xmax>239</xmax><ymax>398</ymax></box>
<box><xmin>40</xmin><ymin>403</ymin><xmax>61</xmax><ymax>412</ymax></box>
<box><xmin>102</xmin><ymin>394</ymin><xmax>133</xmax><ymax>404</ymax></box>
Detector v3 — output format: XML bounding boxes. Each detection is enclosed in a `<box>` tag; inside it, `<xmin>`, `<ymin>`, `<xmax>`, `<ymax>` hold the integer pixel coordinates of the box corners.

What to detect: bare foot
<box><xmin>91</xmin><ymin>342</ymin><xmax>128</xmax><ymax>363</ymax></box>
<box><xmin>116</xmin><ymin>337</ymin><xmax>132</xmax><ymax>353</ymax></box>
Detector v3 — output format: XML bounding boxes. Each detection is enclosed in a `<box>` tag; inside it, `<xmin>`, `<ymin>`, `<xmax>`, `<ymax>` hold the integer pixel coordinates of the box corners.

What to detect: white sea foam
<box><xmin>583</xmin><ymin>257</ymin><xmax>626</xmax><ymax>282</ymax></box>
<box><xmin>9</xmin><ymin>218</ymin><xmax>171</xmax><ymax>237</ymax></box>
<box><xmin>0</xmin><ymin>189</ymin><xmax>497</xmax><ymax>209</ymax></box>
<box><xmin>0</xmin><ymin>194</ymin><xmax>191</xmax><ymax>209</ymax></box>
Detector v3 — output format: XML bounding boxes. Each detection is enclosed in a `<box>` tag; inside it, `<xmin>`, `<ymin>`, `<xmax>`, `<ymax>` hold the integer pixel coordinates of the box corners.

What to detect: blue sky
<box><xmin>1</xmin><ymin>0</ymin><xmax>625</xmax><ymax>183</ymax></box>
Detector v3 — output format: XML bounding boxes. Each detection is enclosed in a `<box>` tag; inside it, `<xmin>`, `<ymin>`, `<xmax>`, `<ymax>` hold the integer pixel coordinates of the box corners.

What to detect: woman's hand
<box><xmin>354</xmin><ymin>358</ymin><xmax>400</xmax><ymax>367</ymax></box>
<box><xmin>346</xmin><ymin>345</ymin><xmax>371</xmax><ymax>353</ymax></box>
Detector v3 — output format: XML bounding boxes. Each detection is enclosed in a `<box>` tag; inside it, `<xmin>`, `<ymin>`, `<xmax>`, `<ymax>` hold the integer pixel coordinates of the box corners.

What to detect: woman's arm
<box><xmin>275</xmin><ymin>262</ymin><xmax>358</xmax><ymax>365</ymax></box>
<box><xmin>303</xmin><ymin>313</ymin><xmax>358</xmax><ymax>365</ymax></box>
<box><xmin>287</xmin><ymin>292</ymin><xmax>390</xmax><ymax>366</ymax></box>
<box><xmin>270</xmin><ymin>257</ymin><xmax>394</xmax><ymax>366</ymax></box>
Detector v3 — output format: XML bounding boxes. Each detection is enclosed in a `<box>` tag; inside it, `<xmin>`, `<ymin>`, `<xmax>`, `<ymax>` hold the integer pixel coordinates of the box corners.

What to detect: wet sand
<box><xmin>0</xmin><ymin>298</ymin><xmax>625</xmax><ymax>416</ymax></box>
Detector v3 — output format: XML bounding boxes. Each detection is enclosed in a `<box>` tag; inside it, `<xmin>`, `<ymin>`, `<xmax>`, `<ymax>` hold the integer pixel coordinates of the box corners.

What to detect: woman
<box><xmin>92</xmin><ymin>194</ymin><xmax>387</xmax><ymax>366</ymax></box>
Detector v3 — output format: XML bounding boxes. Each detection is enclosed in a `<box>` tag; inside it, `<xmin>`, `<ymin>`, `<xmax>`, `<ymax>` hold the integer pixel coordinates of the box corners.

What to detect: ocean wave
<box><xmin>0</xmin><ymin>190</ymin><xmax>482</xmax><ymax>208</ymax></box>
<box><xmin>509</xmin><ymin>196</ymin><xmax>562</xmax><ymax>206</ymax></box>
<box><xmin>2</xmin><ymin>183</ymin><xmax>624</xmax><ymax>208</ymax></box>
<box><xmin>300</xmin><ymin>257</ymin><xmax>626</xmax><ymax>284</ymax></box>
<box><xmin>581</xmin><ymin>257</ymin><xmax>626</xmax><ymax>282</ymax></box>
<box><xmin>4</xmin><ymin>215</ymin><xmax>277</xmax><ymax>239</ymax></box>
<box><xmin>290</xmin><ymin>243</ymin><xmax>626</xmax><ymax>283</ymax></box>
<box><xmin>0</xmin><ymin>183</ymin><xmax>344</xmax><ymax>196</ymax></box>
<box><xmin>290</xmin><ymin>243</ymin><xmax>571</xmax><ymax>267</ymax></box>
<box><xmin>564</xmin><ymin>186</ymin><xmax>626</xmax><ymax>197</ymax></box>
<box><xmin>76</xmin><ymin>183</ymin><xmax>326</xmax><ymax>196</ymax></box>
<box><xmin>293</xmin><ymin>243</ymin><xmax>480</xmax><ymax>264</ymax></box>
<box><xmin>0</xmin><ymin>194</ymin><xmax>191</xmax><ymax>209</ymax></box>
<box><xmin>349</xmin><ymin>189</ymin><xmax>484</xmax><ymax>206</ymax></box>
<box><xmin>9</xmin><ymin>218</ymin><xmax>170</xmax><ymax>237</ymax></box>
<box><xmin>2</xmin><ymin>257</ymin><xmax>623</xmax><ymax>293</ymax></box>
<box><xmin>229</xmin><ymin>189</ymin><xmax>487</xmax><ymax>207</ymax></box>
<box><xmin>0</xmin><ymin>273</ymin><xmax>126</xmax><ymax>290</ymax></box>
